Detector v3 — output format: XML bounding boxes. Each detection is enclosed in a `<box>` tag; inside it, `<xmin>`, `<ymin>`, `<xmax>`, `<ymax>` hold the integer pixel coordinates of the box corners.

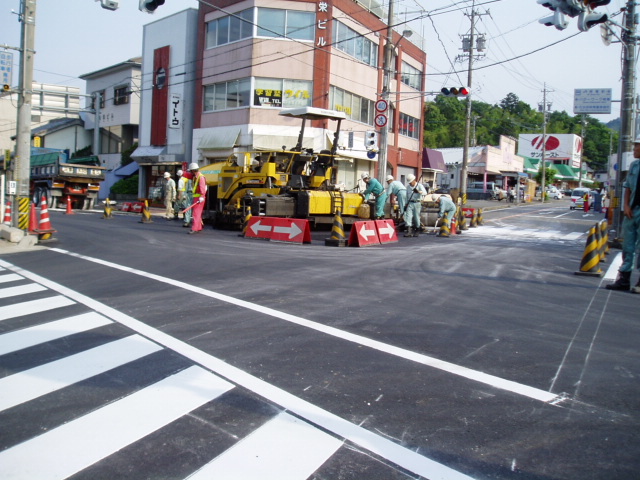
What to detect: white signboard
<box><xmin>517</xmin><ymin>134</ymin><xmax>583</xmax><ymax>168</ymax></box>
<box><xmin>169</xmin><ymin>93</ymin><xmax>182</xmax><ymax>129</ymax></box>
<box><xmin>574</xmin><ymin>88</ymin><xmax>612</xmax><ymax>115</ymax></box>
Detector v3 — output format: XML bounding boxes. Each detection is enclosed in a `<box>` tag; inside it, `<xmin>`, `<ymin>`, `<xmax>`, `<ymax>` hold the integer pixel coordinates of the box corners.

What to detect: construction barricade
<box><xmin>244</xmin><ymin>216</ymin><xmax>311</xmax><ymax>244</ymax></box>
<box><xmin>575</xmin><ymin>225</ymin><xmax>603</xmax><ymax>277</ymax></box>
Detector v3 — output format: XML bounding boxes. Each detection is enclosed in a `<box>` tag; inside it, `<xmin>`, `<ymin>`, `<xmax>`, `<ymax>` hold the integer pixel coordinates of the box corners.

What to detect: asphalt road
<box><xmin>0</xmin><ymin>200</ymin><xmax>638</xmax><ymax>480</ymax></box>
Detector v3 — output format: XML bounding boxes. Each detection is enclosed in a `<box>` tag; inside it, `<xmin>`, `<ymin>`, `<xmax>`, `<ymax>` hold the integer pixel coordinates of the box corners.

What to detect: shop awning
<box><xmin>198</xmin><ymin>127</ymin><xmax>240</xmax><ymax>151</ymax></box>
<box><xmin>422</xmin><ymin>148</ymin><xmax>445</xmax><ymax>172</ymax></box>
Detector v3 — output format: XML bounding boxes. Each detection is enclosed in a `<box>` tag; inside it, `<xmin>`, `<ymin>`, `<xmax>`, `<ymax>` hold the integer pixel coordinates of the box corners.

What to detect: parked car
<box><xmin>563</xmin><ymin>188</ymin><xmax>572</xmax><ymax>196</ymax></box>
<box><xmin>570</xmin><ymin>187</ymin><xmax>591</xmax><ymax>210</ymax></box>
<box><xmin>546</xmin><ymin>187</ymin><xmax>563</xmax><ymax>199</ymax></box>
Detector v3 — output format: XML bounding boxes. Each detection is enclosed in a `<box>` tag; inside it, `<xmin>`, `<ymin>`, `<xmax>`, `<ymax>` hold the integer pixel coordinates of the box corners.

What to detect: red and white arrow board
<box><xmin>245</xmin><ymin>217</ymin><xmax>311</xmax><ymax>243</ymax></box>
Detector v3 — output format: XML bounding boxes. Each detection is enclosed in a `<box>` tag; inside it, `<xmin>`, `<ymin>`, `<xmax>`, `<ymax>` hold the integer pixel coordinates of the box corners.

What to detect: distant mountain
<box><xmin>606</xmin><ymin>118</ymin><xmax>621</xmax><ymax>132</ymax></box>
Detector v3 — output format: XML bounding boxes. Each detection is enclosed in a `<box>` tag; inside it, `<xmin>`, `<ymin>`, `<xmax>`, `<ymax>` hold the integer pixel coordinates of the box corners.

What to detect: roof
<box><xmin>79</xmin><ymin>57</ymin><xmax>142</xmax><ymax>80</ymax></box>
<box><xmin>422</xmin><ymin>148</ymin><xmax>446</xmax><ymax>171</ymax></box>
<box><xmin>31</xmin><ymin>117</ymin><xmax>84</xmax><ymax>137</ymax></box>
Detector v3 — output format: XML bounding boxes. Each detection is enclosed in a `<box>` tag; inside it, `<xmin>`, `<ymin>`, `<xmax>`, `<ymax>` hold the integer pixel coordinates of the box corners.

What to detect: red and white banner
<box><xmin>245</xmin><ymin>217</ymin><xmax>311</xmax><ymax>244</ymax></box>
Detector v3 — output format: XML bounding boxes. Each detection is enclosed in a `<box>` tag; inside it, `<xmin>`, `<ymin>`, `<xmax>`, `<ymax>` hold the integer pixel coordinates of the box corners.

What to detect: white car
<box><xmin>546</xmin><ymin>188</ymin><xmax>563</xmax><ymax>199</ymax></box>
<box><xmin>570</xmin><ymin>187</ymin><xmax>591</xmax><ymax>210</ymax></box>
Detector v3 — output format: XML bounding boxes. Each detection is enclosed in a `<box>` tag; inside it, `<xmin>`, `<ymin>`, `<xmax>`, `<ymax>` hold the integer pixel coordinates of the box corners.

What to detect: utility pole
<box><xmin>14</xmin><ymin>0</ymin><xmax>36</xmax><ymax>229</ymax></box>
<box><xmin>612</xmin><ymin>0</ymin><xmax>637</xmax><ymax>242</ymax></box>
<box><xmin>459</xmin><ymin>2</ymin><xmax>487</xmax><ymax>204</ymax></box>
<box><xmin>376</xmin><ymin>0</ymin><xmax>397</xmax><ymax>184</ymax></box>
<box><xmin>579</xmin><ymin>114</ymin><xmax>587</xmax><ymax>188</ymax></box>
<box><xmin>539</xmin><ymin>85</ymin><xmax>552</xmax><ymax>202</ymax></box>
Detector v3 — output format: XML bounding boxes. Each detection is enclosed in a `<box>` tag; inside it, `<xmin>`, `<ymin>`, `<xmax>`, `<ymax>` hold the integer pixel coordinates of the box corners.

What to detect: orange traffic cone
<box><xmin>29</xmin><ymin>203</ymin><xmax>38</xmax><ymax>233</ymax></box>
<box><xmin>3</xmin><ymin>201</ymin><xmax>11</xmax><ymax>225</ymax></box>
<box><xmin>39</xmin><ymin>195</ymin><xmax>55</xmax><ymax>232</ymax></box>
<box><xmin>65</xmin><ymin>195</ymin><xmax>75</xmax><ymax>215</ymax></box>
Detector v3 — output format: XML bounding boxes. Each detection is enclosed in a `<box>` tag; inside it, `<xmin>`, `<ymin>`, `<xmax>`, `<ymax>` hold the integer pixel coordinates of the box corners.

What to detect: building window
<box><xmin>332</xmin><ymin>21</ymin><xmax>378</xmax><ymax>68</ymax></box>
<box><xmin>329</xmin><ymin>86</ymin><xmax>374</xmax><ymax>125</ymax></box>
<box><xmin>401</xmin><ymin>61</ymin><xmax>421</xmax><ymax>90</ymax></box>
<box><xmin>206</xmin><ymin>8</ymin><xmax>253</xmax><ymax>48</ymax></box>
<box><xmin>257</xmin><ymin>8</ymin><xmax>314</xmax><ymax>41</ymax></box>
<box><xmin>399</xmin><ymin>112</ymin><xmax>420</xmax><ymax>139</ymax></box>
<box><xmin>254</xmin><ymin>78</ymin><xmax>313</xmax><ymax>108</ymax></box>
<box><xmin>114</xmin><ymin>85</ymin><xmax>129</xmax><ymax>105</ymax></box>
<box><xmin>203</xmin><ymin>78</ymin><xmax>251</xmax><ymax>111</ymax></box>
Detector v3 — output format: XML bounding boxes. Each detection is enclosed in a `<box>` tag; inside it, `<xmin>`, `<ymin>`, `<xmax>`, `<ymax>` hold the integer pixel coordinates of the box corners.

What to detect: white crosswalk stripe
<box><xmin>0</xmin><ymin>268</ymin><xmax>473</xmax><ymax>480</ymax></box>
<box><xmin>463</xmin><ymin>225</ymin><xmax>585</xmax><ymax>242</ymax></box>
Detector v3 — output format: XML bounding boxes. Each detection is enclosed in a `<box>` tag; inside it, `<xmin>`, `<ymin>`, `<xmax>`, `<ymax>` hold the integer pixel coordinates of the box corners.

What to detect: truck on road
<box><xmin>30</xmin><ymin>149</ymin><xmax>106</xmax><ymax>210</ymax></box>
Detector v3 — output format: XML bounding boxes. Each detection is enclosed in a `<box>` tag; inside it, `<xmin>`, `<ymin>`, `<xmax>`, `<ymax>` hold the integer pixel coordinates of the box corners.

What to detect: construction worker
<box><xmin>361</xmin><ymin>172</ymin><xmax>387</xmax><ymax>219</ymax></box>
<box><xmin>435</xmin><ymin>195</ymin><xmax>457</xmax><ymax>224</ymax></box>
<box><xmin>385</xmin><ymin>175</ymin><xmax>407</xmax><ymax>217</ymax></box>
<box><xmin>162</xmin><ymin>172</ymin><xmax>176</xmax><ymax>220</ymax></box>
<box><xmin>176</xmin><ymin>170</ymin><xmax>192</xmax><ymax>227</ymax></box>
<box><xmin>404</xmin><ymin>174</ymin><xmax>425</xmax><ymax>237</ymax></box>
<box><xmin>182</xmin><ymin>162</ymin><xmax>207</xmax><ymax>234</ymax></box>
<box><xmin>606</xmin><ymin>137</ymin><xmax>640</xmax><ymax>293</ymax></box>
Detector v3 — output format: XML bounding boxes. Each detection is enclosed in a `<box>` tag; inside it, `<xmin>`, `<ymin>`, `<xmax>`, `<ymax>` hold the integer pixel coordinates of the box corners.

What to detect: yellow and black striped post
<box><xmin>102</xmin><ymin>198</ymin><xmax>113</xmax><ymax>219</ymax></box>
<box><xmin>456</xmin><ymin>206</ymin><xmax>468</xmax><ymax>231</ymax></box>
<box><xmin>476</xmin><ymin>207</ymin><xmax>484</xmax><ymax>225</ymax></box>
<box><xmin>139</xmin><ymin>199</ymin><xmax>153</xmax><ymax>224</ymax></box>
<box><xmin>438</xmin><ymin>217</ymin><xmax>451</xmax><ymax>237</ymax></box>
<box><xmin>575</xmin><ymin>225</ymin><xmax>603</xmax><ymax>276</ymax></box>
<box><xmin>240</xmin><ymin>206</ymin><xmax>252</xmax><ymax>237</ymax></box>
<box><xmin>599</xmin><ymin>220</ymin><xmax>609</xmax><ymax>257</ymax></box>
<box><xmin>325</xmin><ymin>209</ymin><xmax>347</xmax><ymax>246</ymax></box>
<box><xmin>18</xmin><ymin>197</ymin><xmax>30</xmax><ymax>231</ymax></box>
<box><xmin>470</xmin><ymin>208</ymin><xmax>478</xmax><ymax>228</ymax></box>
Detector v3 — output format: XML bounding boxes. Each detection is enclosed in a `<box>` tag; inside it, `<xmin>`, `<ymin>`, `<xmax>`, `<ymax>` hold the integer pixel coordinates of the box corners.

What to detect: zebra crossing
<box><xmin>0</xmin><ymin>263</ymin><xmax>474</xmax><ymax>480</ymax></box>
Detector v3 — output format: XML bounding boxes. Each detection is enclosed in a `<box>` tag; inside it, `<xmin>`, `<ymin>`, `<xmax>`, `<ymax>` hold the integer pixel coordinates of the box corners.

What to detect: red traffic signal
<box><xmin>441</xmin><ymin>87</ymin><xmax>470</xmax><ymax>98</ymax></box>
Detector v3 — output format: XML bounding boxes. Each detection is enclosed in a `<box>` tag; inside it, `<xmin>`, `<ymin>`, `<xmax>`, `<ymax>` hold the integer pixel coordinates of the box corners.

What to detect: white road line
<box><xmin>37</xmin><ymin>250</ymin><xmax>558</xmax><ymax>404</ymax></box>
<box><xmin>0</xmin><ymin>366</ymin><xmax>233</xmax><ymax>480</ymax></box>
<box><xmin>0</xmin><ymin>295</ymin><xmax>74</xmax><ymax>321</ymax></box>
<box><xmin>187</xmin><ymin>412</ymin><xmax>342</xmax><ymax>480</ymax></box>
<box><xmin>0</xmin><ymin>283</ymin><xmax>47</xmax><ymax>299</ymax></box>
<box><xmin>603</xmin><ymin>252</ymin><xmax>623</xmax><ymax>281</ymax></box>
<box><xmin>0</xmin><ymin>312</ymin><xmax>112</xmax><ymax>356</ymax></box>
<box><xmin>0</xmin><ymin>334</ymin><xmax>163</xmax><ymax>412</ymax></box>
<box><xmin>0</xmin><ymin>273</ymin><xmax>24</xmax><ymax>284</ymax></box>
<box><xmin>0</xmin><ymin>258</ymin><xmax>476</xmax><ymax>480</ymax></box>
<box><xmin>562</xmin><ymin>232</ymin><xmax>584</xmax><ymax>240</ymax></box>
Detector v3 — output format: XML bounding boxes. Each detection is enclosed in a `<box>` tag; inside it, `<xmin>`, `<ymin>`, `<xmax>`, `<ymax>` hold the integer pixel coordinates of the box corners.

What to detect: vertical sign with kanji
<box><xmin>316</xmin><ymin>2</ymin><xmax>329</xmax><ymax>48</ymax></box>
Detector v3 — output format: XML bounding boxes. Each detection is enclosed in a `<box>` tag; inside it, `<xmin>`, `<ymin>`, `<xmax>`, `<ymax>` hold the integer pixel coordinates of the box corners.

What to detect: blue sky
<box><xmin>1</xmin><ymin>0</ymin><xmax>626</xmax><ymax>123</ymax></box>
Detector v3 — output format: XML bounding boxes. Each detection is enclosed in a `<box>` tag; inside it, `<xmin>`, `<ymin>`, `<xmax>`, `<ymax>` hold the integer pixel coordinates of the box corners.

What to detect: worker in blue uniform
<box><xmin>361</xmin><ymin>172</ymin><xmax>388</xmax><ymax>219</ymax></box>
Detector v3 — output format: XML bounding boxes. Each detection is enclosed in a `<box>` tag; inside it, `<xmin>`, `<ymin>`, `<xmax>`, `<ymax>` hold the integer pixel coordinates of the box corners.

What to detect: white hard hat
<box><xmin>386</xmin><ymin>175</ymin><xmax>394</xmax><ymax>182</ymax></box>
<box><xmin>177</xmin><ymin>169</ymin><xmax>183</xmax><ymax>176</ymax></box>
<box><xmin>188</xmin><ymin>162</ymin><xmax>199</xmax><ymax>170</ymax></box>
<box><xmin>163</xmin><ymin>172</ymin><xmax>171</xmax><ymax>178</ymax></box>
<box><xmin>407</xmin><ymin>174</ymin><xmax>416</xmax><ymax>182</ymax></box>
<box><xmin>361</xmin><ymin>172</ymin><xmax>370</xmax><ymax>180</ymax></box>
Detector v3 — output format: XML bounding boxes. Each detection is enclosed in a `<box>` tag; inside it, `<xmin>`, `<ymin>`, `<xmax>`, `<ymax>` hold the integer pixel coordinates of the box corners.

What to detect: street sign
<box><xmin>348</xmin><ymin>220</ymin><xmax>380</xmax><ymax>247</ymax></box>
<box><xmin>245</xmin><ymin>217</ymin><xmax>311</xmax><ymax>243</ymax></box>
<box><xmin>375</xmin><ymin>219</ymin><xmax>398</xmax><ymax>244</ymax></box>
<box><xmin>374</xmin><ymin>113</ymin><xmax>387</xmax><ymax>127</ymax></box>
<box><xmin>375</xmin><ymin>99</ymin><xmax>388</xmax><ymax>112</ymax></box>
<box><xmin>573</xmin><ymin>88</ymin><xmax>612</xmax><ymax>114</ymax></box>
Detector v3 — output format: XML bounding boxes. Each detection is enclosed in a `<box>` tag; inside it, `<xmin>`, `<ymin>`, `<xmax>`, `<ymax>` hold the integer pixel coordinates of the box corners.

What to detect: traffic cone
<box><xmin>3</xmin><ymin>201</ymin><xmax>11</xmax><ymax>225</ymax></box>
<box><xmin>139</xmin><ymin>199</ymin><xmax>153</xmax><ymax>224</ymax></box>
<box><xmin>325</xmin><ymin>209</ymin><xmax>347</xmax><ymax>246</ymax></box>
<box><xmin>575</xmin><ymin>226</ymin><xmax>603</xmax><ymax>277</ymax></box>
<box><xmin>470</xmin><ymin>208</ymin><xmax>478</xmax><ymax>228</ymax></box>
<box><xmin>65</xmin><ymin>195</ymin><xmax>75</xmax><ymax>215</ymax></box>
<box><xmin>476</xmin><ymin>208</ymin><xmax>484</xmax><ymax>226</ymax></box>
<box><xmin>438</xmin><ymin>217</ymin><xmax>451</xmax><ymax>237</ymax></box>
<box><xmin>37</xmin><ymin>195</ymin><xmax>56</xmax><ymax>240</ymax></box>
<box><xmin>102</xmin><ymin>198</ymin><xmax>113</xmax><ymax>219</ymax></box>
<box><xmin>457</xmin><ymin>206</ymin><xmax>467</xmax><ymax>231</ymax></box>
<box><xmin>29</xmin><ymin>202</ymin><xmax>38</xmax><ymax>233</ymax></box>
<box><xmin>239</xmin><ymin>206</ymin><xmax>252</xmax><ymax>237</ymax></box>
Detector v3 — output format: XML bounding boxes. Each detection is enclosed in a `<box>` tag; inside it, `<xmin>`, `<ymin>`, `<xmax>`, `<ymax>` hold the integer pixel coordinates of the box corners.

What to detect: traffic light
<box><xmin>365</xmin><ymin>131</ymin><xmax>378</xmax><ymax>150</ymax></box>
<box><xmin>577</xmin><ymin>0</ymin><xmax>610</xmax><ymax>32</ymax></box>
<box><xmin>440</xmin><ymin>87</ymin><xmax>469</xmax><ymax>98</ymax></box>
<box><xmin>139</xmin><ymin>0</ymin><xmax>165</xmax><ymax>13</ymax></box>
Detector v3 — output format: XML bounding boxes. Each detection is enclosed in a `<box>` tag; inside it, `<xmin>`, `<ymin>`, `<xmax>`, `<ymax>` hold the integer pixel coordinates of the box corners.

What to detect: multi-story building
<box><xmin>192</xmin><ymin>0</ymin><xmax>426</xmax><ymax>190</ymax></box>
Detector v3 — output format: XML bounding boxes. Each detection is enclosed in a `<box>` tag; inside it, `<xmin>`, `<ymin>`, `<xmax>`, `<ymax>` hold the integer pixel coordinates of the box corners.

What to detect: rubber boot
<box><xmin>605</xmin><ymin>271</ymin><xmax>631</xmax><ymax>291</ymax></box>
<box><xmin>631</xmin><ymin>277</ymin><xmax>640</xmax><ymax>294</ymax></box>
<box><xmin>413</xmin><ymin>226</ymin><xmax>420</xmax><ymax>237</ymax></box>
<box><xmin>404</xmin><ymin>227</ymin><xmax>413</xmax><ymax>237</ymax></box>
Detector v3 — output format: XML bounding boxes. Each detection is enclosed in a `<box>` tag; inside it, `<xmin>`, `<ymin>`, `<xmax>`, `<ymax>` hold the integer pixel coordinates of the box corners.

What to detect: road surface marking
<box><xmin>0</xmin><ymin>295</ymin><xmax>74</xmax><ymax>321</ymax></box>
<box><xmin>0</xmin><ymin>334</ymin><xmax>162</xmax><ymax>412</ymax></box>
<box><xmin>0</xmin><ymin>283</ymin><xmax>47</xmax><ymax>299</ymax></box>
<box><xmin>38</xmin><ymin>250</ymin><xmax>559</xmax><ymax>403</ymax></box>
<box><xmin>0</xmin><ymin>257</ymin><xmax>476</xmax><ymax>480</ymax></box>
<box><xmin>0</xmin><ymin>273</ymin><xmax>24</xmax><ymax>284</ymax></box>
<box><xmin>0</xmin><ymin>312</ymin><xmax>112</xmax><ymax>355</ymax></box>
<box><xmin>187</xmin><ymin>412</ymin><xmax>342</xmax><ymax>480</ymax></box>
<box><xmin>0</xmin><ymin>366</ymin><xmax>233</xmax><ymax>480</ymax></box>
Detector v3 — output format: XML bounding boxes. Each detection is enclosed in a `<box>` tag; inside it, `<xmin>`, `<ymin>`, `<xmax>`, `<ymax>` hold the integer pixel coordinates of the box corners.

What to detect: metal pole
<box><xmin>613</xmin><ymin>0</ymin><xmax>637</xmax><ymax>242</ymax></box>
<box><xmin>377</xmin><ymin>0</ymin><xmax>394</xmax><ymax>183</ymax></box>
<box><xmin>14</xmin><ymin>0</ymin><xmax>36</xmax><ymax>229</ymax></box>
<box><xmin>460</xmin><ymin>5</ymin><xmax>476</xmax><ymax>204</ymax></box>
<box><xmin>93</xmin><ymin>92</ymin><xmax>101</xmax><ymax>157</ymax></box>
